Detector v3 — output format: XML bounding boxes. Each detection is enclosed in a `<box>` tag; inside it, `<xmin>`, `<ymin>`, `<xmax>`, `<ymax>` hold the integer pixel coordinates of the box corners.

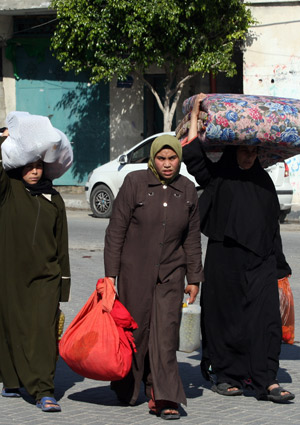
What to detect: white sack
<box><xmin>1</xmin><ymin>111</ymin><xmax>73</xmax><ymax>180</ymax></box>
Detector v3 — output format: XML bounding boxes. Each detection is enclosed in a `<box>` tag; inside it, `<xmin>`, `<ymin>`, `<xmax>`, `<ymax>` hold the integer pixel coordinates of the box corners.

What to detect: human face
<box><xmin>154</xmin><ymin>148</ymin><xmax>180</xmax><ymax>180</ymax></box>
<box><xmin>236</xmin><ymin>146</ymin><xmax>258</xmax><ymax>170</ymax></box>
<box><xmin>1</xmin><ymin>128</ymin><xmax>9</xmax><ymax>137</ymax></box>
<box><xmin>22</xmin><ymin>160</ymin><xmax>44</xmax><ymax>184</ymax></box>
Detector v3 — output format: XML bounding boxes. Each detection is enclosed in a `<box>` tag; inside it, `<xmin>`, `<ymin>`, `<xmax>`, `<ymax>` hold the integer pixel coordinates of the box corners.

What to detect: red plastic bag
<box><xmin>278</xmin><ymin>277</ymin><xmax>295</xmax><ymax>344</ymax></box>
<box><xmin>59</xmin><ymin>277</ymin><xmax>138</xmax><ymax>380</ymax></box>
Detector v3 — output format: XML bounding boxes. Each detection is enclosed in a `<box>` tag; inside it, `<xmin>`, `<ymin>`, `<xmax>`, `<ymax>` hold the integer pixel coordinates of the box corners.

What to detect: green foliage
<box><xmin>51</xmin><ymin>0</ymin><xmax>254</xmax><ymax>83</ymax></box>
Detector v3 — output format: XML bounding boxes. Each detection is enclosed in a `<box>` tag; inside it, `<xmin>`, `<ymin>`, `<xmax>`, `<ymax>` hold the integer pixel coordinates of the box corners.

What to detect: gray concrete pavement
<box><xmin>58</xmin><ymin>188</ymin><xmax>300</xmax><ymax>223</ymax></box>
<box><xmin>0</xmin><ymin>192</ymin><xmax>299</xmax><ymax>425</ymax></box>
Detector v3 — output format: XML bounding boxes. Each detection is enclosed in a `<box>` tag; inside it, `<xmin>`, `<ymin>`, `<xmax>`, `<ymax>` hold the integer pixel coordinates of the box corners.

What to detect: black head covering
<box><xmin>7</xmin><ymin>166</ymin><xmax>58</xmax><ymax>196</ymax></box>
<box><xmin>199</xmin><ymin>145</ymin><xmax>280</xmax><ymax>257</ymax></box>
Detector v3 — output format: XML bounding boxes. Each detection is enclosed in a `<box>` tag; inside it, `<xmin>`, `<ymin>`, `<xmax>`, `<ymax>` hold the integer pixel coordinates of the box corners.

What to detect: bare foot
<box><xmin>227</xmin><ymin>387</ymin><xmax>240</xmax><ymax>392</ymax></box>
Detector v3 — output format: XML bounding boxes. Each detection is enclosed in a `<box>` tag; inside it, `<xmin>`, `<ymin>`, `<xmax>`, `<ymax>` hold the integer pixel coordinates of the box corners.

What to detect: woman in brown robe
<box><xmin>104</xmin><ymin>134</ymin><xmax>203</xmax><ymax>419</ymax></box>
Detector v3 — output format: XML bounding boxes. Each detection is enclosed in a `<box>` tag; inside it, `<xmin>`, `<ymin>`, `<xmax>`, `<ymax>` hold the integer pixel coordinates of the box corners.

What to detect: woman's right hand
<box><xmin>191</xmin><ymin>93</ymin><xmax>206</xmax><ymax>119</ymax></box>
<box><xmin>108</xmin><ymin>276</ymin><xmax>116</xmax><ymax>286</ymax></box>
<box><xmin>188</xmin><ymin>93</ymin><xmax>206</xmax><ymax>141</ymax></box>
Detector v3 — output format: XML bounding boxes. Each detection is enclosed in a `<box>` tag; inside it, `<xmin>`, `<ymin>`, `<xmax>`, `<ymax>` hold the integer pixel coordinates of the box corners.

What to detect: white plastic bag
<box><xmin>1</xmin><ymin>111</ymin><xmax>73</xmax><ymax>180</ymax></box>
<box><xmin>178</xmin><ymin>303</ymin><xmax>201</xmax><ymax>353</ymax></box>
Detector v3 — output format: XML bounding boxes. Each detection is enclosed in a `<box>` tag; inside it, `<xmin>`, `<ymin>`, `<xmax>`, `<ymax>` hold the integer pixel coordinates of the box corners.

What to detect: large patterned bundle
<box><xmin>176</xmin><ymin>93</ymin><xmax>300</xmax><ymax>167</ymax></box>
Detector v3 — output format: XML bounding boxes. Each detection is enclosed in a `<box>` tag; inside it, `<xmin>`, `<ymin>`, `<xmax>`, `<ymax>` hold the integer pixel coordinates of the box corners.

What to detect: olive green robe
<box><xmin>0</xmin><ymin>149</ymin><xmax>71</xmax><ymax>400</ymax></box>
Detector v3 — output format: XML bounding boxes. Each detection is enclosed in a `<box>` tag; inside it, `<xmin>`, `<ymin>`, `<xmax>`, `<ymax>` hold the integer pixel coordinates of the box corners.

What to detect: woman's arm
<box><xmin>274</xmin><ymin>224</ymin><xmax>292</xmax><ymax>279</ymax></box>
<box><xmin>183</xmin><ymin>94</ymin><xmax>213</xmax><ymax>188</ymax></box>
<box><xmin>0</xmin><ymin>130</ymin><xmax>11</xmax><ymax>205</ymax></box>
<box><xmin>104</xmin><ymin>174</ymin><xmax>136</xmax><ymax>278</ymax></box>
<box><xmin>55</xmin><ymin>196</ymin><xmax>71</xmax><ymax>302</ymax></box>
<box><xmin>188</xmin><ymin>93</ymin><xmax>206</xmax><ymax>142</ymax></box>
<box><xmin>182</xmin><ymin>184</ymin><xmax>204</xmax><ymax>303</ymax></box>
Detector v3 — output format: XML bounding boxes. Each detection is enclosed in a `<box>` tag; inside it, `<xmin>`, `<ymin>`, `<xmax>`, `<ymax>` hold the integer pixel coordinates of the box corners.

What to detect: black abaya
<box><xmin>183</xmin><ymin>137</ymin><xmax>285</xmax><ymax>398</ymax></box>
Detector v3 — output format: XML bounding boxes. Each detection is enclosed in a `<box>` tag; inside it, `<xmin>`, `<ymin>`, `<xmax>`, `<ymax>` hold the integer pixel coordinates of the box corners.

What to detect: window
<box><xmin>130</xmin><ymin>139</ymin><xmax>154</xmax><ymax>163</ymax></box>
<box><xmin>13</xmin><ymin>15</ymin><xmax>57</xmax><ymax>37</ymax></box>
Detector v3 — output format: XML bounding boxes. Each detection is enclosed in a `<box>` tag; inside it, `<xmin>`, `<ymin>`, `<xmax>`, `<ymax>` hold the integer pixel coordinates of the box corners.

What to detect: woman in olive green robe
<box><xmin>0</xmin><ymin>133</ymin><xmax>71</xmax><ymax>411</ymax></box>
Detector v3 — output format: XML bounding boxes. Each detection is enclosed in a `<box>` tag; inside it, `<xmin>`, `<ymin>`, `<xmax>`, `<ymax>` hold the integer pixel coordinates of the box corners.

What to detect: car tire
<box><xmin>90</xmin><ymin>184</ymin><xmax>114</xmax><ymax>218</ymax></box>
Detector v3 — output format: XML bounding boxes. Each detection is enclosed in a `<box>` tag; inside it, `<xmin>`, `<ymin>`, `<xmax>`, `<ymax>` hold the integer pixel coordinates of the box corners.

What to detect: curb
<box><xmin>63</xmin><ymin>199</ymin><xmax>90</xmax><ymax>210</ymax></box>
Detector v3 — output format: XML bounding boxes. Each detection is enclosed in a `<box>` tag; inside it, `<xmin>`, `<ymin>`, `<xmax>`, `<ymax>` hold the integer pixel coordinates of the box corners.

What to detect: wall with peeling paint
<box><xmin>245</xmin><ymin>1</ymin><xmax>300</xmax><ymax>204</ymax></box>
<box><xmin>244</xmin><ymin>3</ymin><xmax>300</xmax><ymax>99</ymax></box>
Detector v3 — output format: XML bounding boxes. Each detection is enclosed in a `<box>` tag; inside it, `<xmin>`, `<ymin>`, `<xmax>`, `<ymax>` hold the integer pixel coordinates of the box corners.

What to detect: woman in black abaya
<box><xmin>182</xmin><ymin>94</ymin><xmax>295</xmax><ymax>403</ymax></box>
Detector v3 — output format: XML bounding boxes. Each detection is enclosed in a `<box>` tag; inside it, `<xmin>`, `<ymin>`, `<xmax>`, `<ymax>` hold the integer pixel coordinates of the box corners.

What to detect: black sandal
<box><xmin>212</xmin><ymin>383</ymin><xmax>243</xmax><ymax>396</ymax></box>
<box><xmin>266</xmin><ymin>386</ymin><xmax>295</xmax><ymax>403</ymax></box>
<box><xmin>159</xmin><ymin>407</ymin><xmax>180</xmax><ymax>420</ymax></box>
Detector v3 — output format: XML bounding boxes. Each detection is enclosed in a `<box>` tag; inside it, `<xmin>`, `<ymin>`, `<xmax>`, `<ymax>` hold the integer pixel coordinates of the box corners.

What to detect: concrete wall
<box><xmin>0</xmin><ymin>1</ymin><xmax>54</xmax><ymax>127</ymax></box>
<box><xmin>108</xmin><ymin>71</ymin><xmax>212</xmax><ymax>160</ymax></box>
<box><xmin>245</xmin><ymin>0</ymin><xmax>300</xmax><ymax>204</ymax></box>
<box><xmin>0</xmin><ymin>1</ymin><xmax>52</xmax><ymax>15</ymax></box>
<box><xmin>109</xmin><ymin>74</ymin><xmax>145</xmax><ymax>159</ymax></box>
<box><xmin>244</xmin><ymin>1</ymin><xmax>300</xmax><ymax>98</ymax></box>
<box><xmin>0</xmin><ymin>15</ymin><xmax>15</xmax><ymax>127</ymax></box>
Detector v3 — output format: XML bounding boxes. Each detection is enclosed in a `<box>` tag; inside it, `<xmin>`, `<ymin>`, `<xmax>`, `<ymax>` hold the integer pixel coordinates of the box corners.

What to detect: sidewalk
<box><xmin>57</xmin><ymin>187</ymin><xmax>90</xmax><ymax>211</ymax></box>
<box><xmin>0</xmin><ymin>198</ymin><xmax>299</xmax><ymax>424</ymax></box>
<box><xmin>58</xmin><ymin>187</ymin><xmax>300</xmax><ymax>223</ymax></box>
<box><xmin>0</xmin><ymin>247</ymin><xmax>299</xmax><ymax>425</ymax></box>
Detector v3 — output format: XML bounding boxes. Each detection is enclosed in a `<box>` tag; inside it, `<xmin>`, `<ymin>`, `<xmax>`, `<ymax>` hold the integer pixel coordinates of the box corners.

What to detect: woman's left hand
<box><xmin>184</xmin><ymin>284</ymin><xmax>199</xmax><ymax>304</ymax></box>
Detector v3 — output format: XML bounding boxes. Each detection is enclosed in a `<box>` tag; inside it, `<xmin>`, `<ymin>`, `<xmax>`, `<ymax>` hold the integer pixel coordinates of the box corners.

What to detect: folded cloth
<box><xmin>177</xmin><ymin>93</ymin><xmax>300</xmax><ymax>167</ymax></box>
<box><xmin>175</xmin><ymin>111</ymin><xmax>207</xmax><ymax>141</ymax></box>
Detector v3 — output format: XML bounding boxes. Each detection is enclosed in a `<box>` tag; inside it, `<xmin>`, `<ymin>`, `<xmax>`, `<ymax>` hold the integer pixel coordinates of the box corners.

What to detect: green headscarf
<box><xmin>148</xmin><ymin>134</ymin><xmax>182</xmax><ymax>184</ymax></box>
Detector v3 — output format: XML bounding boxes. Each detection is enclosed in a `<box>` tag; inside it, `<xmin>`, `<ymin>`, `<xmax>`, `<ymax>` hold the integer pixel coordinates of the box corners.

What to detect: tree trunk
<box><xmin>163</xmin><ymin>107</ymin><xmax>173</xmax><ymax>132</ymax></box>
<box><xmin>137</xmin><ymin>72</ymin><xmax>195</xmax><ymax>133</ymax></box>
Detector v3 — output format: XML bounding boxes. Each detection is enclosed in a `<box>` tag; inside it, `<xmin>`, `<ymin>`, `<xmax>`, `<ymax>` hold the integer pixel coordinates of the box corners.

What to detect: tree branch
<box><xmin>170</xmin><ymin>74</ymin><xmax>195</xmax><ymax>98</ymax></box>
<box><xmin>135</xmin><ymin>71</ymin><xmax>165</xmax><ymax>113</ymax></box>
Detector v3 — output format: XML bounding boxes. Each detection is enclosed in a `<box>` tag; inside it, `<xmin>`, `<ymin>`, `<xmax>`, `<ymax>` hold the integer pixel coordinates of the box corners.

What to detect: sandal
<box><xmin>36</xmin><ymin>396</ymin><xmax>61</xmax><ymax>412</ymax></box>
<box><xmin>212</xmin><ymin>382</ymin><xmax>243</xmax><ymax>396</ymax></box>
<box><xmin>1</xmin><ymin>387</ymin><xmax>21</xmax><ymax>398</ymax></box>
<box><xmin>266</xmin><ymin>386</ymin><xmax>295</xmax><ymax>403</ymax></box>
<box><xmin>159</xmin><ymin>407</ymin><xmax>180</xmax><ymax>420</ymax></box>
<box><xmin>148</xmin><ymin>388</ymin><xmax>180</xmax><ymax>420</ymax></box>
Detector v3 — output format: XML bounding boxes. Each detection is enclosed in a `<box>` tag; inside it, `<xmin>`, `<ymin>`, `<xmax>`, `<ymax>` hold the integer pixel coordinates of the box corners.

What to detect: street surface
<box><xmin>0</xmin><ymin>210</ymin><xmax>299</xmax><ymax>424</ymax></box>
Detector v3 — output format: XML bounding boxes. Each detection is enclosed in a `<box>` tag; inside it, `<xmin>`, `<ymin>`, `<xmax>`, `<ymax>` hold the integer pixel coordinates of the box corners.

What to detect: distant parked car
<box><xmin>265</xmin><ymin>161</ymin><xmax>293</xmax><ymax>223</ymax></box>
<box><xmin>85</xmin><ymin>132</ymin><xmax>293</xmax><ymax>221</ymax></box>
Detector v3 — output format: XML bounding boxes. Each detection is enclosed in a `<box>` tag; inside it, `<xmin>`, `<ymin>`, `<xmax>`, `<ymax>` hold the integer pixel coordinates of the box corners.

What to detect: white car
<box><xmin>85</xmin><ymin>132</ymin><xmax>199</xmax><ymax>218</ymax></box>
<box><xmin>265</xmin><ymin>161</ymin><xmax>293</xmax><ymax>223</ymax></box>
<box><xmin>85</xmin><ymin>132</ymin><xmax>293</xmax><ymax>221</ymax></box>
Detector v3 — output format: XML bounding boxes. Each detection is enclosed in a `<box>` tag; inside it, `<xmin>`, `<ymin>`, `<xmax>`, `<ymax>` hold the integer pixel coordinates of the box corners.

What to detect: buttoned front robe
<box><xmin>104</xmin><ymin>169</ymin><xmax>203</xmax><ymax>406</ymax></box>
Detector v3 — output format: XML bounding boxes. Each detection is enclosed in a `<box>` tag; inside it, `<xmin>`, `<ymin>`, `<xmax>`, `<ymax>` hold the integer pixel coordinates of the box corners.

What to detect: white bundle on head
<box><xmin>1</xmin><ymin>111</ymin><xmax>73</xmax><ymax>180</ymax></box>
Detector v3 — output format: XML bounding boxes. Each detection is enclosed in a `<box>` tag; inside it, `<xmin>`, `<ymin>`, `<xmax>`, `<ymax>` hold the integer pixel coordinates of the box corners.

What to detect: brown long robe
<box><xmin>104</xmin><ymin>169</ymin><xmax>203</xmax><ymax>405</ymax></box>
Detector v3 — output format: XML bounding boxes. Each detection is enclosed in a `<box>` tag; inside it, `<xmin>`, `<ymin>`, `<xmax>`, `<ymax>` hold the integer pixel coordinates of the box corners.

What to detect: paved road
<box><xmin>1</xmin><ymin>218</ymin><xmax>299</xmax><ymax>424</ymax></box>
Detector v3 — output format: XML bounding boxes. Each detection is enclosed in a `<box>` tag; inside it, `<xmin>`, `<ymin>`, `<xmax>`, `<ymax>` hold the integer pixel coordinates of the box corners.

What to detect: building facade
<box><xmin>245</xmin><ymin>0</ymin><xmax>300</xmax><ymax>202</ymax></box>
<box><xmin>2</xmin><ymin>0</ymin><xmax>300</xmax><ymax>198</ymax></box>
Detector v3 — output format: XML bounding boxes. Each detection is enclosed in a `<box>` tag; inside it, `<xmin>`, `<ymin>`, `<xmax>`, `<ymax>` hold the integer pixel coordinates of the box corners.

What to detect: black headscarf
<box><xmin>7</xmin><ymin>167</ymin><xmax>58</xmax><ymax>196</ymax></box>
<box><xmin>199</xmin><ymin>145</ymin><xmax>280</xmax><ymax>257</ymax></box>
